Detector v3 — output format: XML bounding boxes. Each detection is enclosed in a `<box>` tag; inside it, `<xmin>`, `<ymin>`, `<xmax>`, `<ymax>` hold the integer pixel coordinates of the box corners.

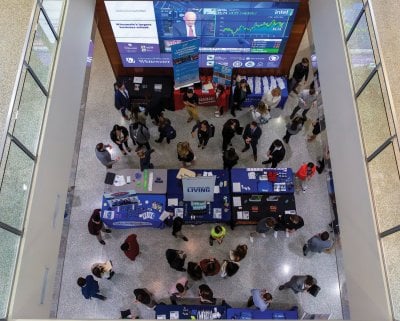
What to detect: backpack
<box><xmin>166</xmin><ymin>125</ymin><xmax>176</xmax><ymax>140</ymax></box>
<box><xmin>209</xmin><ymin>124</ymin><xmax>215</xmax><ymax>137</ymax></box>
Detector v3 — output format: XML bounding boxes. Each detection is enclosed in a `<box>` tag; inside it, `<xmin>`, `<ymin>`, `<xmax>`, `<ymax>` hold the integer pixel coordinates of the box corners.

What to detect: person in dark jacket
<box><xmin>147</xmin><ymin>95</ymin><xmax>164</xmax><ymax>125</ymax></box>
<box><xmin>187</xmin><ymin>262</ymin><xmax>203</xmax><ymax>280</ymax></box>
<box><xmin>172</xmin><ymin>216</ymin><xmax>188</xmax><ymax>241</ymax></box>
<box><xmin>242</xmin><ymin>121</ymin><xmax>262</xmax><ymax>161</ymax></box>
<box><xmin>279</xmin><ymin>275</ymin><xmax>316</xmax><ymax>294</ymax></box>
<box><xmin>77</xmin><ymin>275</ymin><xmax>106</xmax><ymax>300</ymax></box>
<box><xmin>199</xmin><ymin>284</ymin><xmax>216</xmax><ymax>304</ymax></box>
<box><xmin>114</xmin><ymin>81</ymin><xmax>130</xmax><ymax>120</ymax></box>
<box><xmin>166</xmin><ymin>249</ymin><xmax>187</xmax><ymax>272</ymax></box>
<box><xmin>222</xmin><ymin>119</ymin><xmax>238</xmax><ymax>151</ymax></box>
<box><xmin>231</xmin><ymin>79</ymin><xmax>251</xmax><ymax>117</ymax></box>
<box><xmin>282</xmin><ymin>116</ymin><xmax>305</xmax><ymax>144</ymax></box>
<box><xmin>110</xmin><ymin>124</ymin><xmax>131</xmax><ymax>155</ymax></box>
<box><xmin>191</xmin><ymin>120</ymin><xmax>212</xmax><ymax>149</ymax></box>
<box><xmin>155</xmin><ymin>114</ymin><xmax>176</xmax><ymax>144</ymax></box>
<box><xmin>288</xmin><ymin>57</ymin><xmax>309</xmax><ymax>92</ymax></box>
<box><xmin>220</xmin><ymin>260</ymin><xmax>240</xmax><ymax>278</ymax></box>
<box><xmin>136</xmin><ymin>148</ymin><xmax>154</xmax><ymax>171</ymax></box>
<box><xmin>134</xmin><ymin>288</ymin><xmax>157</xmax><ymax>308</ymax></box>
<box><xmin>120</xmin><ymin>234</ymin><xmax>140</xmax><ymax>261</ymax></box>
<box><xmin>223</xmin><ymin>147</ymin><xmax>239</xmax><ymax>170</ymax></box>
<box><xmin>129</xmin><ymin>122</ymin><xmax>151</xmax><ymax>151</ymax></box>
<box><xmin>275</xmin><ymin>214</ymin><xmax>304</xmax><ymax>235</ymax></box>
<box><xmin>88</xmin><ymin>209</ymin><xmax>111</xmax><ymax>245</ymax></box>
<box><xmin>262</xmin><ymin>139</ymin><xmax>286</xmax><ymax>168</ymax></box>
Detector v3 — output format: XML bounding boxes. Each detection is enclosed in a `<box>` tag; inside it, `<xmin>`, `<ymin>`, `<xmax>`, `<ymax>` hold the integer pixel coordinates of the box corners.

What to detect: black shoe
<box><xmin>155</xmin><ymin>139</ymin><xmax>162</xmax><ymax>143</ymax></box>
<box><xmin>262</xmin><ymin>160</ymin><xmax>268</xmax><ymax>165</ymax></box>
<box><xmin>209</xmin><ymin>238</ymin><xmax>213</xmax><ymax>246</ymax></box>
<box><xmin>167</xmin><ymin>139</ymin><xmax>170</xmax><ymax>144</ymax></box>
<box><xmin>231</xmin><ymin>111</ymin><xmax>236</xmax><ymax>117</ymax></box>
<box><xmin>99</xmin><ymin>240</ymin><xmax>105</xmax><ymax>245</ymax></box>
<box><xmin>237</xmin><ymin>107</ymin><xmax>242</xmax><ymax>111</ymax></box>
<box><xmin>107</xmin><ymin>271</ymin><xmax>115</xmax><ymax>279</ymax></box>
<box><xmin>241</xmin><ymin>147</ymin><xmax>249</xmax><ymax>152</ymax></box>
<box><xmin>279</xmin><ymin>285</ymin><xmax>284</xmax><ymax>291</ymax></box>
<box><xmin>104</xmin><ymin>229</ymin><xmax>112</xmax><ymax>233</ymax></box>
<box><xmin>303</xmin><ymin>245</ymin><xmax>308</xmax><ymax>256</ymax></box>
<box><xmin>183</xmin><ymin>236</ymin><xmax>189</xmax><ymax>242</ymax></box>
<box><xmin>254</xmin><ymin>155</ymin><xmax>257</xmax><ymax>162</ymax></box>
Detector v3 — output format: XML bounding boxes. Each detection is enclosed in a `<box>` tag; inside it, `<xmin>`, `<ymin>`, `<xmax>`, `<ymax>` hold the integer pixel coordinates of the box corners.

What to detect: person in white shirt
<box><xmin>250</xmin><ymin>101</ymin><xmax>271</xmax><ymax>124</ymax></box>
<box><xmin>290</xmin><ymin>87</ymin><xmax>318</xmax><ymax>119</ymax></box>
<box><xmin>262</xmin><ymin>87</ymin><xmax>282</xmax><ymax>109</ymax></box>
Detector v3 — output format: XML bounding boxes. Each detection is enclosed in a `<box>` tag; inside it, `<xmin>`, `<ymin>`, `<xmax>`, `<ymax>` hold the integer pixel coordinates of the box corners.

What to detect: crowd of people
<box><xmin>83</xmin><ymin>57</ymin><xmax>336</xmax><ymax>317</ymax></box>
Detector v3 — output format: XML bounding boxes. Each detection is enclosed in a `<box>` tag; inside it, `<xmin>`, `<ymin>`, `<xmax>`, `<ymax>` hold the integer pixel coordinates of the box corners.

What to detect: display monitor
<box><xmin>105</xmin><ymin>1</ymin><xmax>299</xmax><ymax>68</ymax></box>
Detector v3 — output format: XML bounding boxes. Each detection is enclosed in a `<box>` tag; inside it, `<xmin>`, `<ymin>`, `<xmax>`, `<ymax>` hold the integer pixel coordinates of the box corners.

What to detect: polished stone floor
<box><xmin>55</xmin><ymin>30</ymin><xmax>345</xmax><ymax>320</ymax></box>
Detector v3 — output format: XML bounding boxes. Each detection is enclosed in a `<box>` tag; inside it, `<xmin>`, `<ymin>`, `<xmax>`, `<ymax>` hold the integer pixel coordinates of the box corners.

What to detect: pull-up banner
<box><xmin>182</xmin><ymin>175</ymin><xmax>216</xmax><ymax>202</ymax></box>
<box><xmin>172</xmin><ymin>38</ymin><xmax>200</xmax><ymax>89</ymax></box>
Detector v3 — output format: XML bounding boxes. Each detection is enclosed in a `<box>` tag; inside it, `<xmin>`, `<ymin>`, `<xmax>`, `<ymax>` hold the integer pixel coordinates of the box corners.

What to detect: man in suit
<box><xmin>262</xmin><ymin>139</ymin><xmax>286</xmax><ymax>168</ymax></box>
<box><xmin>173</xmin><ymin>11</ymin><xmax>201</xmax><ymax>37</ymax></box>
<box><xmin>242</xmin><ymin>121</ymin><xmax>262</xmax><ymax>161</ymax></box>
<box><xmin>114</xmin><ymin>81</ymin><xmax>130</xmax><ymax>120</ymax></box>
<box><xmin>278</xmin><ymin>275</ymin><xmax>316</xmax><ymax>294</ymax></box>
<box><xmin>288</xmin><ymin>57</ymin><xmax>309</xmax><ymax>92</ymax></box>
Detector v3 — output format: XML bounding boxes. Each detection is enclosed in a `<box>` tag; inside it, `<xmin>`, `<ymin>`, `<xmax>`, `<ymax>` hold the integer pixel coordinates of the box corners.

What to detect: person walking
<box><xmin>129</xmin><ymin>121</ymin><xmax>151</xmax><ymax>151</ymax></box>
<box><xmin>242</xmin><ymin>121</ymin><xmax>262</xmax><ymax>161</ymax></box>
<box><xmin>247</xmin><ymin>289</ymin><xmax>272</xmax><ymax>311</ymax></box>
<box><xmin>95</xmin><ymin>143</ymin><xmax>120</xmax><ymax>169</ymax></box>
<box><xmin>136</xmin><ymin>148</ymin><xmax>155</xmax><ymax>171</ymax></box>
<box><xmin>250</xmin><ymin>217</ymin><xmax>277</xmax><ymax>243</ymax></box>
<box><xmin>303</xmin><ymin>231</ymin><xmax>334</xmax><ymax>256</ymax></box>
<box><xmin>295</xmin><ymin>162</ymin><xmax>317</xmax><ymax>192</ymax></box>
<box><xmin>209</xmin><ymin>225</ymin><xmax>226</xmax><ymax>246</ymax></box>
<box><xmin>279</xmin><ymin>275</ymin><xmax>317</xmax><ymax>294</ymax></box>
<box><xmin>120</xmin><ymin>234</ymin><xmax>140</xmax><ymax>261</ymax></box>
<box><xmin>183</xmin><ymin>88</ymin><xmax>199</xmax><ymax>123</ymax></box>
<box><xmin>282</xmin><ymin>116</ymin><xmax>305</xmax><ymax>144</ymax></box>
<box><xmin>91</xmin><ymin>260</ymin><xmax>115</xmax><ymax>280</ymax></box>
<box><xmin>231</xmin><ymin>78</ymin><xmax>251</xmax><ymax>117</ymax></box>
<box><xmin>222</xmin><ymin>119</ymin><xmax>238</xmax><ymax>151</ymax></box>
<box><xmin>223</xmin><ymin>147</ymin><xmax>239</xmax><ymax>170</ymax></box>
<box><xmin>114</xmin><ymin>81</ymin><xmax>130</xmax><ymax>120</ymax></box>
<box><xmin>172</xmin><ymin>216</ymin><xmax>189</xmax><ymax>241</ymax></box>
<box><xmin>290</xmin><ymin>87</ymin><xmax>318</xmax><ymax>120</ymax></box>
<box><xmin>77</xmin><ymin>275</ymin><xmax>106</xmax><ymax>300</ymax></box>
<box><xmin>133</xmin><ymin>288</ymin><xmax>157</xmax><ymax>309</ymax></box>
<box><xmin>110</xmin><ymin>124</ymin><xmax>131</xmax><ymax>155</ymax></box>
<box><xmin>169</xmin><ymin>276</ymin><xmax>189</xmax><ymax>305</ymax></box>
<box><xmin>177</xmin><ymin>141</ymin><xmax>195</xmax><ymax>167</ymax></box>
<box><xmin>288</xmin><ymin>57</ymin><xmax>309</xmax><ymax>92</ymax></box>
<box><xmin>191</xmin><ymin>120</ymin><xmax>212</xmax><ymax>149</ymax></box>
<box><xmin>262</xmin><ymin>139</ymin><xmax>285</xmax><ymax>168</ymax></box>
<box><xmin>88</xmin><ymin>209</ymin><xmax>111</xmax><ymax>245</ymax></box>
<box><xmin>166</xmin><ymin>249</ymin><xmax>187</xmax><ymax>272</ymax></box>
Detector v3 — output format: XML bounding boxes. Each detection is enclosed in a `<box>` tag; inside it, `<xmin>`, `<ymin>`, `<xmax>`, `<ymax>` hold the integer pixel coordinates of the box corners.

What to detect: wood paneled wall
<box><xmin>95</xmin><ymin>0</ymin><xmax>309</xmax><ymax>78</ymax></box>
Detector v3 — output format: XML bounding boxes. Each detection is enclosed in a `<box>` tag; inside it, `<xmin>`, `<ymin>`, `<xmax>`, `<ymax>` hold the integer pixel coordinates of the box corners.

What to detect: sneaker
<box><xmin>183</xmin><ymin>236</ymin><xmax>189</xmax><ymax>242</ymax></box>
<box><xmin>274</xmin><ymin>231</ymin><xmax>278</xmax><ymax>238</ymax></box>
<box><xmin>99</xmin><ymin>240</ymin><xmax>105</xmax><ymax>245</ymax></box>
<box><xmin>249</xmin><ymin>235</ymin><xmax>254</xmax><ymax>243</ymax></box>
<box><xmin>286</xmin><ymin>231</ymin><xmax>290</xmax><ymax>238</ymax></box>
<box><xmin>261</xmin><ymin>233</ymin><xmax>266</xmax><ymax>238</ymax></box>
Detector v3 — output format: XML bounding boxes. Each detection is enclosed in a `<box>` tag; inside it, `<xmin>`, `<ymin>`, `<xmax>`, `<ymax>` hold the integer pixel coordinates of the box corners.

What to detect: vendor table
<box><xmin>155</xmin><ymin>304</ymin><xmax>226</xmax><ymax>320</ymax></box>
<box><xmin>226</xmin><ymin>307</ymin><xmax>298</xmax><ymax>320</ymax></box>
<box><xmin>230</xmin><ymin>168</ymin><xmax>296</xmax><ymax>226</ymax></box>
<box><xmin>174</xmin><ymin>86</ymin><xmax>231</xmax><ymax>110</ymax></box>
<box><xmin>101</xmin><ymin>169</ymin><xmax>168</xmax><ymax>229</ymax></box>
<box><xmin>234</xmin><ymin>76</ymin><xmax>289</xmax><ymax>108</ymax></box>
<box><xmin>166</xmin><ymin>169</ymin><xmax>231</xmax><ymax>224</ymax></box>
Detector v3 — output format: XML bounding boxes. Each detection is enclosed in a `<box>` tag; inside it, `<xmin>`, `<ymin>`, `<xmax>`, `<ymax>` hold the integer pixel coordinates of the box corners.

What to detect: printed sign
<box><xmin>171</xmin><ymin>39</ymin><xmax>200</xmax><ymax>89</ymax></box>
<box><xmin>182</xmin><ymin>176</ymin><xmax>216</xmax><ymax>202</ymax></box>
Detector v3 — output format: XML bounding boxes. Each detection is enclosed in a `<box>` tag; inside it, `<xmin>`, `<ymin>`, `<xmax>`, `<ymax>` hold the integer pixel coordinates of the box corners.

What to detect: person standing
<box><xmin>91</xmin><ymin>260</ymin><xmax>115</xmax><ymax>280</ymax></box>
<box><xmin>250</xmin><ymin>217</ymin><xmax>277</xmax><ymax>243</ymax></box>
<box><xmin>155</xmin><ymin>114</ymin><xmax>176</xmax><ymax>144</ymax></box>
<box><xmin>262</xmin><ymin>139</ymin><xmax>285</xmax><ymax>168</ymax></box>
<box><xmin>262</xmin><ymin>87</ymin><xmax>282</xmax><ymax>109</ymax></box>
<box><xmin>177</xmin><ymin>141</ymin><xmax>195</xmax><ymax>167</ymax></box>
<box><xmin>199</xmin><ymin>258</ymin><xmax>221</xmax><ymax>276</ymax></box>
<box><xmin>88</xmin><ymin>209</ymin><xmax>111</xmax><ymax>245</ymax></box>
<box><xmin>229</xmin><ymin>244</ymin><xmax>248</xmax><ymax>262</ymax></box>
<box><xmin>295</xmin><ymin>162</ymin><xmax>317</xmax><ymax>192</ymax></box>
<box><xmin>114</xmin><ymin>81</ymin><xmax>130</xmax><ymax>120</ymax></box>
<box><xmin>183</xmin><ymin>88</ymin><xmax>199</xmax><ymax>123</ymax></box>
<box><xmin>223</xmin><ymin>147</ymin><xmax>239</xmax><ymax>170</ymax></box>
<box><xmin>222</xmin><ymin>119</ymin><xmax>238</xmax><ymax>151</ymax></box>
<box><xmin>133</xmin><ymin>288</ymin><xmax>157</xmax><ymax>309</ymax></box>
<box><xmin>282</xmin><ymin>116</ymin><xmax>305</xmax><ymax>144</ymax></box>
<box><xmin>307</xmin><ymin>118</ymin><xmax>321</xmax><ymax>142</ymax></box>
<box><xmin>199</xmin><ymin>284</ymin><xmax>216</xmax><ymax>304</ymax></box>
<box><xmin>95</xmin><ymin>143</ymin><xmax>120</xmax><ymax>169</ymax></box>
<box><xmin>242</xmin><ymin>121</ymin><xmax>262</xmax><ymax>161</ymax></box>
<box><xmin>187</xmin><ymin>262</ymin><xmax>203</xmax><ymax>281</ymax></box>
<box><xmin>289</xmin><ymin>57</ymin><xmax>309</xmax><ymax>92</ymax></box>
<box><xmin>247</xmin><ymin>289</ymin><xmax>272</xmax><ymax>311</ymax></box>
<box><xmin>110</xmin><ymin>124</ymin><xmax>131</xmax><ymax>155</ymax></box>
<box><xmin>209</xmin><ymin>225</ymin><xmax>226</xmax><ymax>246</ymax></box>
<box><xmin>215</xmin><ymin>84</ymin><xmax>227</xmax><ymax>117</ymax></box>
<box><xmin>120</xmin><ymin>234</ymin><xmax>140</xmax><ymax>261</ymax></box>
<box><xmin>303</xmin><ymin>231</ymin><xmax>334</xmax><ymax>256</ymax></box>
<box><xmin>290</xmin><ymin>87</ymin><xmax>318</xmax><ymax>119</ymax></box>
<box><xmin>169</xmin><ymin>276</ymin><xmax>189</xmax><ymax>305</ymax></box>
<box><xmin>172</xmin><ymin>216</ymin><xmax>189</xmax><ymax>241</ymax></box>
<box><xmin>166</xmin><ymin>249</ymin><xmax>187</xmax><ymax>272</ymax></box>
<box><xmin>77</xmin><ymin>275</ymin><xmax>106</xmax><ymax>300</ymax></box>
<box><xmin>231</xmin><ymin>79</ymin><xmax>251</xmax><ymax>117</ymax></box>
<box><xmin>129</xmin><ymin>121</ymin><xmax>151</xmax><ymax>151</ymax></box>
<box><xmin>279</xmin><ymin>275</ymin><xmax>316</xmax><ymax>294</ymax></box>
<box><xmin>191</xmin><ymin>120</ymin><xmax>212</xmax><ymax>149</ymax></box>
<box><xmin>275</xmin><ymin>214</ymin><xmax>304</xmax><ymax>237</ymax></box>
<box><xmin>220</xmin><ymin>260</ymin><xmax>240</xmax><ymax>278</ymax></box>
<box><xmin>250</xmin><ymin>101</ymin><xmax>271</xmax><ymax>124</ymax></box>
<box><xmin>136</xmin><ymin>148</ymin><xmax>155</xmax><ymax>171</ymax></box>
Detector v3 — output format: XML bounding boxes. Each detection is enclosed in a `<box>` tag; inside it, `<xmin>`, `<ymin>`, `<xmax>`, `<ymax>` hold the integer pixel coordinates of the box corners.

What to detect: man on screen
<box><xmin>173</xmin><ymin>11</ymin><xmax>201</xmax><ymax>37</ymax></box>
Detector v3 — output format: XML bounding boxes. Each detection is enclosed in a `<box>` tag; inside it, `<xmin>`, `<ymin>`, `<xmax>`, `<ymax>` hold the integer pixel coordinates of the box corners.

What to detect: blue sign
<box><xmin>171</xmin><ymin>39</ymin><xmax>200</xmax><ymax>88</ymax></box>
<box><xmin>213</xmin><ymin>64</ymin><xmax>233</xmax><ymax>86</ymax></box>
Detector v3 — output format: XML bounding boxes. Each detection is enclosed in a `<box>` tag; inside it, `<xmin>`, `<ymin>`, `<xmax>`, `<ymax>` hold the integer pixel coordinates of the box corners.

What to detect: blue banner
<box><xmin>172</xmin><ymin>39</ymin><xmax>200</xmax><ymax>89</ymax></box>
<box><xmin>212</xmin><ymin>64</ymin><xmax>233</xmax><ymax>86</ymax></box>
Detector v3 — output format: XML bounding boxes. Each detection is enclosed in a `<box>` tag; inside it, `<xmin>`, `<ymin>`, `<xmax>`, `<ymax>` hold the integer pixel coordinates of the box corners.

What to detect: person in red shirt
<box><xmin>215</xmin><ymin>84</ymin><xmax>227</xmax><ymax>117</ymax></box>
<box><xmin>120</xmin><ymin>234</ymin><xmax>140</xmax><ymax>261</ymax></box>
<box><xmin>295</xmin><ymin>162</ymin><xmax>316</xmax><ymax>192</ymax></box>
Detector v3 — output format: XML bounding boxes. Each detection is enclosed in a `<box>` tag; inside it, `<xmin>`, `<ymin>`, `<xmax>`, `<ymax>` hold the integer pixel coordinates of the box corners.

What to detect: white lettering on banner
<box><xmin>187</xmin><ymin>187</ymin><xmax>211</xmax><ymax>193</ymax></box>
<box><xmin>139</xmin><ymin>211</ymin><xmax>155</xmax><ymax>220</ymax></box>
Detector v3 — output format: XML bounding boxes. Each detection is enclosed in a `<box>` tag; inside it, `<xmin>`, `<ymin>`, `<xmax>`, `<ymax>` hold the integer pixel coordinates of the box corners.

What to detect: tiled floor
<box><xmin>55</xmin><ymin>30</ymin><xmax>344</xmax><ymax>319</ymax></box>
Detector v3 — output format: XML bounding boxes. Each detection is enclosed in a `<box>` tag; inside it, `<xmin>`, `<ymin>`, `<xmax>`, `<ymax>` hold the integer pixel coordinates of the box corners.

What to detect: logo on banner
<box><xmin>139</xmin><ymin>211</ymin><xmax>155</xmax><ymax>220</ymax></box>
<box><xmin>126</xmin><ymin>57</ymin><xmax>135</xmax><ymax>63</ymax></box>
<box><xmin>187</xmin><ymin>187</ymin><xmax>211</xmax><ymax>193</ymax></box>
<box><xmin>269</xmin><ymin>55</ymin><xmax>280</xmax><ymax>62</ymax></box>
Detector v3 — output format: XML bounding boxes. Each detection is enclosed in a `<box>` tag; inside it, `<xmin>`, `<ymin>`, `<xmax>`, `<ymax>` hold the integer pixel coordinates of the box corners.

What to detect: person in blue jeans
<box><xmin>247</xmin><ymin>289</ymin><xmax>272</xmax><ymax>311</ymax></box>
<box><xmin>77</xmin><ymin>275</ymin><xmax>106</xmax><ymax>300</ymax></box>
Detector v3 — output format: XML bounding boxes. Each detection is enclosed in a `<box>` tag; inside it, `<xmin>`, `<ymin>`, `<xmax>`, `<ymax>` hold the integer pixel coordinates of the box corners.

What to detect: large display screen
<box><xmin>105</xmin><ymin>1</ymin><xmax>299</xmax><ymax>68</ymax></box>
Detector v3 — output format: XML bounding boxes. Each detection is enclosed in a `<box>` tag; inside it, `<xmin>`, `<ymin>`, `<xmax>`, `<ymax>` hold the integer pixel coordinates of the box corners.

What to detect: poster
<box><xmin>182</xmin><ymin>175</ymin><xmax>216</xmax><ymax>202</ymax></box>
<box><xmin>212</xmin><ymin>64</ymin><xmax>233</xmax><ymax>86</ymax></box>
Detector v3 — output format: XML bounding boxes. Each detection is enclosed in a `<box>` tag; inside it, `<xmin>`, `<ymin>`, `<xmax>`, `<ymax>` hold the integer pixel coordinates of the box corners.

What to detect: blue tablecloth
<box><xmin>226</xmin><ymin>307</ymin><xmax>298</xmax><ymax>320</ymax></box>
<box><xmin>231</xmin><ymin>168</ymin><xmax>294</xmax><ymax>194</ymax></box>
<box><xmin>166</xmin><ymin>169</ymin><xmax>231</xmax><ymax>223</ymax></box>
<box><xmin>101</xmin><ymin>191</ymin><xmax>166</xmax><ymax>229</ymax></box>
<box><xmin>155</xmin><ymin>304</ymin><xmax>227</xmax><ymax>319</ymax></box>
